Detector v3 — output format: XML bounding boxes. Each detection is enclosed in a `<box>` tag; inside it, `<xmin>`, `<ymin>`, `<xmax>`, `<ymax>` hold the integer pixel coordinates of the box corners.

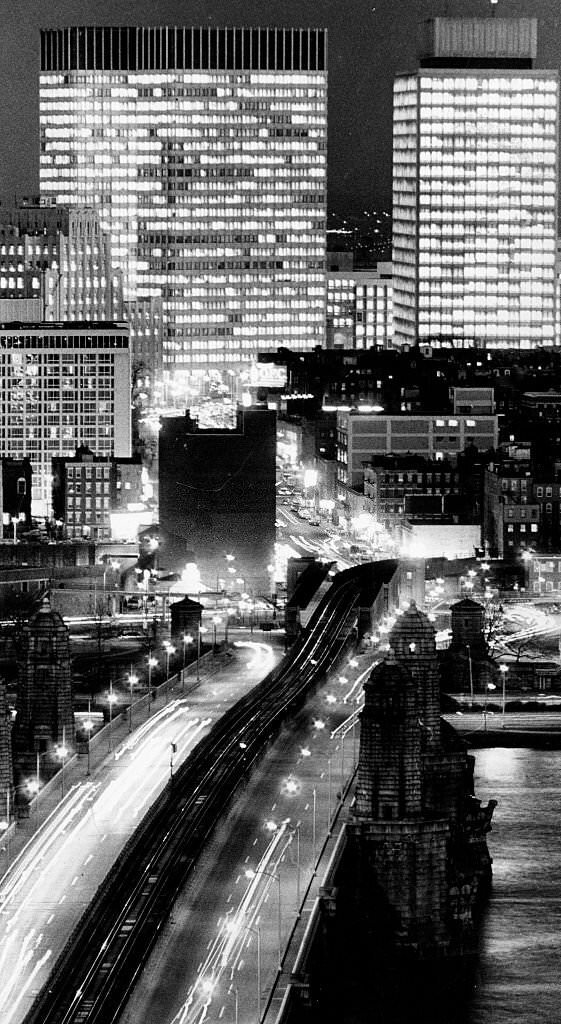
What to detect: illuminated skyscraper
<box><xmin>0</xmin><ymin>322</ymin><xmax>131</xmax><ymax>516</ymax></box>
<box><xmin>39</xmin><ymin>26</ymin><xmax>327</xmax><ymax>384</ymax></box>
<box><xmin>393</xmin><ymin>18</ymin><xmax>559</xmax><ymax>350</ymax></box>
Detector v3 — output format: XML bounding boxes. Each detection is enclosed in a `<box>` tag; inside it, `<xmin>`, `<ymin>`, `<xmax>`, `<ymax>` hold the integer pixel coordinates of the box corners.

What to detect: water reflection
<box><xmin>470</xmin><ymin>748</ymin><xmax>561</xmax><ymax>1024</ymax></box>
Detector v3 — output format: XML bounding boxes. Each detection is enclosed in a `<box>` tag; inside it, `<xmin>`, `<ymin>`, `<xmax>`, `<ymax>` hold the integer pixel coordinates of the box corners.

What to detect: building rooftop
<box><xmin>0</xmin><ymin>321</ymin><xmax>128</xmax><ymax>331</ymax></box>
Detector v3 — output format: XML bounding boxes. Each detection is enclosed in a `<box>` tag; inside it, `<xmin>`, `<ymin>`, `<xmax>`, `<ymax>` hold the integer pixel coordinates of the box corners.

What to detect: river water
<box><xmin>469</xmin><ymin>747</ymin><xmax>561</xmax><ymax>1023</ymax></box>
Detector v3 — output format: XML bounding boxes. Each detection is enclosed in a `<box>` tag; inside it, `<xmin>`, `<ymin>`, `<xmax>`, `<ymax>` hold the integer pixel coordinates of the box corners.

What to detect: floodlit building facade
<box><xmin>392</xmin><ymin>17</ymin><xmax>559</xmax><ymax>350</ymax></box>
<box><xmin>0</xmin><ymin>323</ymin><xmax>131</xmax><ymax>516</ymax></box>
<box><xmin>326</xmin><ymin>263</ymin><xmax>393</xmax><ymax>349</ymax></box>
<box><xmin>0</xmin><ymin>203</ymin><xmax>122</xmax><ymax>322</ymax></box>
<box><xmin>39</xmin><ymin>25</ymin><xmax>327</xmax><ymax>384</ymax></box>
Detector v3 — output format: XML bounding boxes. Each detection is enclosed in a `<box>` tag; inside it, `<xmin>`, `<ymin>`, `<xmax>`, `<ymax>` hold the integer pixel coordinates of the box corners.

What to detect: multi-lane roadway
<box><xmin>0</xmin><ymin>641</ymin><xmax>278</xmax><ymax>1024</ymax></box>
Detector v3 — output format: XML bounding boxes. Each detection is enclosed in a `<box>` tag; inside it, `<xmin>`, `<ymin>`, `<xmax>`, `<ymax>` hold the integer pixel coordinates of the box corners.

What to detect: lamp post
<box><xmin>198</xmin><ymin>625</ymin><xmax>207</xmax><ymax>681</ymax></box>
<box><xmin>499</xmin><ymin>663</ymin><xmax>509</xmax><ymax>728</ymax></box>
<box><xmin>84</xmin><ymin>701</ymin><xmax>94</xmax><ymax>776</ymax></box>
<box><xmin>182</xmin><ymin>633</ymin><xmax>193</xmax><ymax>691</ymax></box>
<box><xmin>245</xmin><ymin>868</ymin><xmax>282</xmax><ymax>971</ymax></box>
<box><xmin>128</xmin><ymin>669</ymin><xmax>139</xmax><ymax>732</ymax></box>
<box><xmin>169</xmin><ymin>741</ymin><xmax>177</xmax><ymax>781</ymax></box>
<box><xmin>225</xmin><ymin>920</ymin><xmax>261</xmax><ymax>1024</ymax></box>
<box><xmin>0</xmin><ymin>789</ymin><xmax>11</xmax><ymax>862</ymax></box>
<box><xmin>55</xmin><ymin>727</ymin><xmax>69</xmax><ymax>797</ymax></box>
<box><xmin>483</xmin><ymin>682</ymin><xmax>496</xmax><ymax>732</ymax></box>
<box><xmin>108</xmin><ymin>682</ymin><xmax>117</xmax><ymax>752</ymax></box>
<box><xmin>312</xmin><ymin>787</ymin><xmax>317</xmax><ymax>866</ymax></box>
<box><xmin>163</xmin><ymin>641</ymin><xmax>176</xmax><ymax>702</ymax></box>
<box><xmin>212</xmin><ymin>615</ymin><xmax>222</xmax><ymax>653</ymax></box>
<box><xmin>286</xmin><ymin>822</ymin><xmax>301</xmax><ymax>907</ymax></box>
<box><xmin>147</xmin><ymin>655</ymin><xmax>158</xmax><ymax>712</ymax></box>
<box><xmin>466</xmin><ymin>643</ymin><xmax>474</xmax><ymax>705</ymax></box>
<box><xmin>28</xmin><ymin>753</ymin><xmax>41</xmax><ymax>829</ymax></box>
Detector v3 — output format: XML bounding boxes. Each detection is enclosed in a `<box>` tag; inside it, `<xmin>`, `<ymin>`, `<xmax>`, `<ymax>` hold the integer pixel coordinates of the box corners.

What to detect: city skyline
<box><xmin>2</xmin><ymin>0</ymin><xmax>561</xmax><ymax>214</ymax></box>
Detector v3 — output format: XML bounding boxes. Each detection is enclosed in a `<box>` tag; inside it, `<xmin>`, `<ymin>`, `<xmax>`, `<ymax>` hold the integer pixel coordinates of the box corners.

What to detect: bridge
<box><xmin>12</xmin><ymin>562</ymin><xmax>404</xmax><ymax>1024</ymax></box>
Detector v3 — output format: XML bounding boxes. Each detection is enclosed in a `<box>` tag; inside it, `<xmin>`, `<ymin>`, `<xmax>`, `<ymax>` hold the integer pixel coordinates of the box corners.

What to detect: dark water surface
<box><xmin>470</xmin><ymin>748</ymin><xmax>561</xmax><ymax>1024</ymax></box>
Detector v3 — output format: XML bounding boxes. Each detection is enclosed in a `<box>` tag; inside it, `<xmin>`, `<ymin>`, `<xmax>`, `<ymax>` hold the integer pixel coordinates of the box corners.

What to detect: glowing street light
<box><xmin>162</xmin><ymin>641</ymin><xmax>176</xmax><ymax>701</ymax></box>
<box><xmin>147</xmin><ymin>655</ymin><xmax>158</xmax><ymax>712</ymax></box>
<box><xmin>84</xmin><ymin>702</ymin><xmax>94</xmax><ymax>775</ymax></box>
<box><xmin>499</xmin><ymin>663</ymin><xmax>509</xmax><ymax>727</ymax></box>
<box><xmin>212</xmin><ymin>615</ymin><xmax>222</xmax><ymax>652</ymax></box>
<box><xmin>128</xmin><ymin>669</ymin><xmax>139</xmax><ymax>732</ymax></box>
<box><xmin>55</xmin><ymin>728</ymin><xmax>69</xmax><ymax>797</ymax></box>
<box><xmin>108</xmin><ymin>683</ymin><xmax>117</xmax><ymax>752</ymax></box>
<box><xmin>182</xmin><ymin>632</ymin><xmax>193</xmax><ymax>690</ymax></box>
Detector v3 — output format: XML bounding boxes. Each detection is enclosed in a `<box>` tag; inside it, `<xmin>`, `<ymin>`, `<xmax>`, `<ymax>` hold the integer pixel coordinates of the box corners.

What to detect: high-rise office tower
<box><xmin>39</xmin><ymin>26</ymin><xmax>327</xmax><ymax>387</ymax></box>
<box><xmin>392</xmin><ymin>18</ymin><xmax>559</xmax><ymax>350</ymax></box>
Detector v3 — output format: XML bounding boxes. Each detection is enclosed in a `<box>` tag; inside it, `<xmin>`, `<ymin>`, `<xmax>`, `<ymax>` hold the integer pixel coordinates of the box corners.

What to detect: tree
<box><xmin>483</xmin><ymin>599</ymin><xmax>505</xmax><ymax>659</ymax></box>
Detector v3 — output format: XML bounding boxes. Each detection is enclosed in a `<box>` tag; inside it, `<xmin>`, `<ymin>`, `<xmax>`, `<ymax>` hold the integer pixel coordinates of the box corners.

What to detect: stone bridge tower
<box><xmin>13</xmin><ymin>596</ymin><xmax>74</xmax><ymax>777</ymax></box>
<box><xmin>348</xmin><ymin>601</ymin><xmax>495</xmax><ymax>960</ymax></box>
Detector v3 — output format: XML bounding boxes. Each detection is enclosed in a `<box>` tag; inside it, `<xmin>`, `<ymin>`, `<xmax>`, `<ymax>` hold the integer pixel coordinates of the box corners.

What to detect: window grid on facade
<box><xmin>39</xmin><ymin>25</ymin><xmax>328</xmax><ymax>378</ymax></box>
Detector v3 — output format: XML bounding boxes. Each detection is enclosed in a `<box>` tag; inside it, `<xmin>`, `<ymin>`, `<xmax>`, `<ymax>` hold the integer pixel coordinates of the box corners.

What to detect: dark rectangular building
<box><xmin>159</xmin><ymin>407</ymin><xmax>276</xmax><ymax>594</ymax></box>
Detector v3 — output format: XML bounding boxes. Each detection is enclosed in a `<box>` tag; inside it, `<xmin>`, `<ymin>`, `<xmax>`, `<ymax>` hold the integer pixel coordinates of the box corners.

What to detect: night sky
<box><xmin>0</xmin><ymin>0</ymin><xmax>560</xmax><ymax>213</ymax></box>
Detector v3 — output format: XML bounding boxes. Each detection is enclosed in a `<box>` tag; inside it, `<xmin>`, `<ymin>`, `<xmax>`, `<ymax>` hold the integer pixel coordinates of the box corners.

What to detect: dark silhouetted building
<box><xmin>1</xmin><ymin>457</ymin><xmax>32</xmax><ymax>538</ymax></box>
<box><xmin>159</xmin><ymin>407</ymin><xmax>276</xmax><ymax>593</ymax></box>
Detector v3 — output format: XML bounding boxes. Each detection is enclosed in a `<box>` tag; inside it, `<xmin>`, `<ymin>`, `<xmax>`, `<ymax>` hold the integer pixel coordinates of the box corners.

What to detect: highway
<box><xmin>21</xmin><ymin>564</ymin><xmax>375</xmax><ymax>1024</ymax></box>
<box><xmin>0</xmin><ymin>641</ymin><xmax>278</xmax><ymax>1024</ymax></box>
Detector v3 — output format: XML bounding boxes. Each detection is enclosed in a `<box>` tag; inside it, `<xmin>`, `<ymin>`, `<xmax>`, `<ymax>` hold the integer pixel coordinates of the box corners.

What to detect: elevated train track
<box><xmin>23</xmin><ymin>563</ymin><xmax>396</xmax><ymax>1024</ymax></box>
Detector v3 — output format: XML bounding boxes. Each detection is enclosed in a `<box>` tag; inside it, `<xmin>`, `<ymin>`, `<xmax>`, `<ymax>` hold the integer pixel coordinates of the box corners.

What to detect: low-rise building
<box><xmin>52</xmin><ymin>447</ymin><xmax>143</xmax><ymax>541</ymax></box>
<box><xmin>338</xmin><ymin>411</ymin><xmax>498</xmax><ymax>489</ymax></box>
<box><xmin>483</xmin><ymin>460</ymin><xmax>539</xmax><ymax>558</ymax></box>
<box><xmin>363</xmin><ymin>455</ymin><xmax>462</xmax><ymax>520</ymax></box>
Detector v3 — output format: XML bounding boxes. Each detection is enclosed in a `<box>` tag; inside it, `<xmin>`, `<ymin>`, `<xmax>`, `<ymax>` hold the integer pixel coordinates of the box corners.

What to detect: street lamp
<box><xmin>466</xmin><ymin>643</ymin><xmax>474</xmax><ymax>705</ymax></box>
<box><xmin>182</xmin><ymin>633</ymin><xmax>193</xmax><ymax>690</ymax></box>
<box><xmin>499</xmin><ymin>663</ymin><xmax>509</xmax><ymax>727</ymax></box>
<box><xmin>128</xmin><ymin>669</ymin><xmax>139</xmax><ymax>732</ymax></box>
<box><xmin>108</xmin><ymin>683</ymin><xmax>117</xmax><ymax>752</ymax></box>
<box><xmin>84</xmin><ymin>702</ymin><xmax>94</xmax><ymax>776</ymax></box>
<box><xmin>212</xmin><ymin>615</ymin><xmax>222</xmax><ymax>652</ymax></box>
<box><xmin>245</xmin><ymin>868</ymin><xmax>282</xmax><ymax>971</ymax></box>
<box><xmin>163</xmin><ymin>641</ymin><xmax>176</xmax><ymax>702</ymax></box>
<box><xmin>147</xmin><ymin>655</ymin><xmax>158</xmax><ymax>712</ymax></box>
<box><xmin>198</xmin><ymin>625</ymin><xmax>207</xmax><ymax>681</ymax></box>
<box><xmin>484</xmin><ymin>682</ymin><xmax>496</xmax><ymax>731</ymax></box>
<box><xmin>55</xmin><ymin>727</ymin><xmax>69</xmax><ymax>797</ymax></box>
<box><xmin>224</xmin><ymin>919</ymin><xmax>261</xmax><ymax>1023</ymax></box>
<box><xmin>0</xmin><ymin>789</ymin><xmax>11</xmax><ymax>861</ymax></box>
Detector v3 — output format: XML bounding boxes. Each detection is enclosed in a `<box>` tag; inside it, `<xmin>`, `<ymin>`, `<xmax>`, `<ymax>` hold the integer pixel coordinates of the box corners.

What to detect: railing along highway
<box><xmin>22</xmin><ymin>567</ymin><xmax>373</xmax><ymax>1024</ymax></box>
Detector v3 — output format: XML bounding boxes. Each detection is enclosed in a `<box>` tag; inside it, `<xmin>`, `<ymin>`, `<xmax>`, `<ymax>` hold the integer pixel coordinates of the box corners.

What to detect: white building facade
<box><xmin>0</xmin><ymin>323</ymin><xmax>131</xmax><ymax>516</ymax></box>
<box><xmin>392</xmin><ymin>18</ymin><xmax>559</xmax><ymax>350</ymax></box>
<box><xmin>326</xmin><ymin>263</ymin><xmax>393</xmax><ymax>349</ymax></box>
<box><xmin>39</xmin><ymin>26</ymin><xmax>327</xmax><ymax>384</ymax></box>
